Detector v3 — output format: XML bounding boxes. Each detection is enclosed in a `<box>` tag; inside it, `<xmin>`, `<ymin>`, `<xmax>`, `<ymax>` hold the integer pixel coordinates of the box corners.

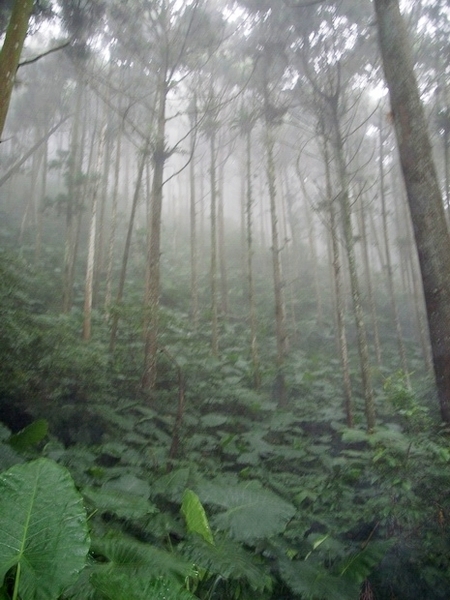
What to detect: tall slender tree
<box><xmin>374</xmin><ymin>0</ymin><xmax>450</xmax><ymax>422</ymax></box>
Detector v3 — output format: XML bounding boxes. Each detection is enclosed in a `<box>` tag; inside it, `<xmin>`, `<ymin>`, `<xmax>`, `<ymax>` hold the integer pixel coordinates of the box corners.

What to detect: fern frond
<box><xmin>279</xmin><ymin>554</ymin><xmax>360</xmax><ymax>600</ymax></box>
<box><xmin>91</xmin><ymin>534</ymin><xmax>195</xmax><ymax>583</ymax></box>
<box><xmin>182</xmin><ymin>534</ymin><xmax>272</xmax><ymax>592</ymax></box>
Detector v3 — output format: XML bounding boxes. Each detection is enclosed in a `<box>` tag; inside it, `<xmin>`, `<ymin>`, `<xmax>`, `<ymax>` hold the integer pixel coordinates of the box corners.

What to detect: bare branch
<box><xmin>18</xmin><ymin>40</ymin><xmax>72</xmax><ymax>68</ymax></box>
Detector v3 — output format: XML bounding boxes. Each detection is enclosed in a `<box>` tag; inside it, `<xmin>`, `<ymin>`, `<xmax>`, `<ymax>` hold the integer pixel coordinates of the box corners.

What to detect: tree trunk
<box><xmin>109</xmin><ymin>142</ymin><xmax>148</xmax><ymax>352</ymax></box>
<box><xmin>379</xmin><ymin>119</ymin><xmax>409</xmax><ymax>383</ymax></box>
<box><xmin>331</xmin><ymin>106</ymin><xmax>376</xmax><ymax>431</ymax></box>
<box><xmin>245</xmin><ymin>128</ymin><xmax>261</xmax><ymax>388</ymax></box>
<box><xmin>323</xmin><ymin>137</ymin><xmax>353</xmax><ymax>427</ymax></box>
<box><xmin>35</xmin><ymin>136</ymin><xmax>47</xmax><ymax>263</ymax></box>
<box><xmin>0</xmin><ymin>0</ymin><xmax>34</xmax><ymax>138</ymax></box>
<box><xmin>265</xmin><ymin>120</ymin><xmax>288</xmax><ymax>406</ymax></box>
<box><xmin>104</xmin><ymin>123</ymin><xmax>123</xmax><ymax>314</ymax></box>
<box><xmin>356</xmin><ymin>190</ymin><xmax>382</xmax><ymax>367</ymax></box>
<box><xmin>209</xmin><ymin>129</ymin><xmax>219</xmax><ymax>357</ymax></box>
<box><xmin>189</xmin><ymin>127</ymin><xmax>199</xmax><ymax>328</ymax></box>
<box><xmin>374</xmin><ymin>0</ymin><xmax>450</xmax><ymax>422</ymax></box>
<box><xmin>141</xmin><ymin>77</ymin><xmax>167</xmax><ymax>393</ymax></box>
<box><xmin>217</xmin><ymin>157</ymin><xmax>228</xmax><ymax>316</ymax></box>
<box><xmin>62</xmin><ymin>82</ymin><xmax>84</xmax><ymax>313</ymax></box>
<box><xmin>82</xmin><ymin>122</ymin><xmax>107</xmax><ymax>341</ymax></box>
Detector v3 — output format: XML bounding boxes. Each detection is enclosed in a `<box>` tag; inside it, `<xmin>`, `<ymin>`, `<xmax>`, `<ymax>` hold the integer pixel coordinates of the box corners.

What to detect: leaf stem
<box><xmin>12</xmin><ymin>562</ymin><xmax>21</xmax><ymax>600</ymax></box>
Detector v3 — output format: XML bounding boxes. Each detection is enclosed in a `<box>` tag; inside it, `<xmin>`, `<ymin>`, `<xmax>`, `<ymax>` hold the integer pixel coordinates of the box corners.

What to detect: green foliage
<box><xmin>181</xmin><ymin>489</ymin><xmax>215</xmax><ymax>545</ymax></box>
<box><xmin>182</xmin><ymin>534</ymin><xmax>272</xmax><ymax>594</ymax></box>
<box><xmin>7</xmin><ymin>419</ymin><xmax>48</xmax><ymax>452</ymax></box>
<box><xmin>90</xmin><ymin>574</ymin><xmax>197</xmax><ymax>600</ymax></box>
<box><xmin>0</xmin><ymin>234</ymin><xmax>448</xmax><ymax>599</ymax></box>
<box><xmin>82</xmin><ymin>485</ymin><xmax>158</xmax><ymax>521</ymax></box>
<box><xmin>0</xmin><ymin>458</ymin><xmax>90</xmax><ymax>600</ymax></box>
<box><xmin>197</xmin><ymin>480</ymin><xmax>296</xmax><ymax>542</ymax></box>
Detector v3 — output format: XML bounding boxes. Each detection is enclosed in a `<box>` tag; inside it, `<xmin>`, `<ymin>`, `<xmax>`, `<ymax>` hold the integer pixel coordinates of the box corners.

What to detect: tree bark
<box><xmin>0</xmin><ymin>0</ymin><xmax>34</xmax><ymax>138</ymax></box>
<box><xmin>245</xmin><ymin>128</ymin><xmax>261</xmax><ymax>388</ymax></box>
<box><xmin>374</xmin><ymin>0</ymin><xmax>450</xmax><ymax>422</ymax></box>
<box><xmin>209</xmin><ymin>129</ymin><xmax>219</xmax><ymax>357</ymax></box>
<box><xmin>62</xmin><ymin>83</ymin><xmax>84</xmax><ymax>313</ymax></box>
<box><xmin>378</xmin><ymin>119</ymin><xmax>409</xmax><ymax>383</ymax></box>
<box><xmin>82</xmin><ymin>122</ymin><xmax>107</xmax><ymax>341</ymax></box>
<box><xmin>141</xmin><ymin>76</ymin><xmax>167</xmax><ymax>393</ymax></box>
<box><xmin>189</xmin><ymin>125</ymin><xmax>199</xmax><ymax>328</ymax></box>
<box><xmin>323</xmin><ymin>137</ymin><xmax>353</xmax><ymax>427</ymax></box>
<box><xmin>356</xmin><ymin>190</ymin><xmax>382</xmax><ymax>367</ymax></box>
<box><xmin>331</xmin><ymin>105</ymin><xmax>376</xmax><ymax>431</ymax></box>
<box><xmin>104</xmin><ymin>122</ymin><xmax>123</xmax><ymax>314</ymax></box>
<box><xmin>265</xmin><ymin>120</ymin><xmax>288</xmax><ymax>406</ymax></box>
<box><xmin>109</xmin><ymin>142</ymin><xmax>148</xmax><ymax>352</ymax></box>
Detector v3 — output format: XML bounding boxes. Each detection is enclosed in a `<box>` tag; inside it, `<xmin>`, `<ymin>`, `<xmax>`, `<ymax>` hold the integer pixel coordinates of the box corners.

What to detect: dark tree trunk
<box><xmin>374</xmin><ymin>0</ymin><xmax>450</xmax><ymax>422</ymax></box>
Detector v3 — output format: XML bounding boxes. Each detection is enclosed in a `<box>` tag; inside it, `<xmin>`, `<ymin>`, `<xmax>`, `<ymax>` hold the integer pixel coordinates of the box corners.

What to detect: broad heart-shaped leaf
<box><xmin>0</xmin><ymin>458</ymin><xmax>90</xmax><ymax>600</ymax></box>
<box><xmin>181</xmin><ymin>489</ymin><xmax>214</xmax><ymax>545</ymax></box>
<box><xmin>197</xmin><ymin>480</ymin><xmax>296</xmax><ymax>542</ymax></box>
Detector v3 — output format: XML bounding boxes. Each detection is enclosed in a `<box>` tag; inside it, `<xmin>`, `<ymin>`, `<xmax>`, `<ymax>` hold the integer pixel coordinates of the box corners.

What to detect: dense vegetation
<box><xmin>0</xmin><ymin>242</ymin><xmax>449</xmax><ymax>600</ymax></box>
<box><xmin>1</xmin><ymin>0</ymin><xmax>450</xmax><ymax>598</ymax></box>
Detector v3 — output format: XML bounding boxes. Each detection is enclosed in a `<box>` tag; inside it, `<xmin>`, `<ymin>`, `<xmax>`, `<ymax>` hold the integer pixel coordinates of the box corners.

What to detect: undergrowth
<box><xmin>0</xmin><ymin>251</ymin><xmax>449</xmax><ymax>600</ymax></box>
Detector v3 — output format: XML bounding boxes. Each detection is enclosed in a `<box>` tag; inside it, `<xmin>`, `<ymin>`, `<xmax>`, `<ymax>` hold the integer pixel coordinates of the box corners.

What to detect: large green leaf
<box><xmin>197</xmin><ymin>481</ymin><xmax>296</xmax><ymax>541</ymax></box>
<box><xmin>181</xmin><ymin>489</ymin><xmax>214</xmax><ymax>544</ymax></box>
<box><xmin>7</xmin><ymin>420</ymin><xmax>48</xmax><ymax>452</ymax></box>
<box><xmin>0</xmin><ymin>458</ymin><xmax>90</xmax><ymax>600</ymax></box>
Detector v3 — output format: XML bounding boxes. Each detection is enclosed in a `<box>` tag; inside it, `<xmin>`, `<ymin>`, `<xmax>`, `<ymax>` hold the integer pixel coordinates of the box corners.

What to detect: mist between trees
<box><xmin>0</xmin><ymin>1</ymin><xmax>450</xmax><ymax>599</ymax></box>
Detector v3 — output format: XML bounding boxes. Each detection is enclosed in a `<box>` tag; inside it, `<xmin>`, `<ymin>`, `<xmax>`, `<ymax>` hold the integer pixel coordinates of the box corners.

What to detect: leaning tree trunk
<box><xmin>374</xmin><ymin>0</ymin><xmax>450</xmax><ymax>422</ymax></box>
<box><xmin>0</xmin><ymin>0</ymin><xmax>34</xmax><ymax>138</ymax></box>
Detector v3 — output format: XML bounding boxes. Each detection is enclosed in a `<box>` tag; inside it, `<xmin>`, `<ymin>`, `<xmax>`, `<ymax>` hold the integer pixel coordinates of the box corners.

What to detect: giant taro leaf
<box><xmin>0</xmin><ymin>458</ymin><xmax>90</xmax><ymax>600</ymax></box>
<box><xmin>197</xmin><ymin>480</ymin><xmax>296</xmax><ymax>542</ymax></box>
